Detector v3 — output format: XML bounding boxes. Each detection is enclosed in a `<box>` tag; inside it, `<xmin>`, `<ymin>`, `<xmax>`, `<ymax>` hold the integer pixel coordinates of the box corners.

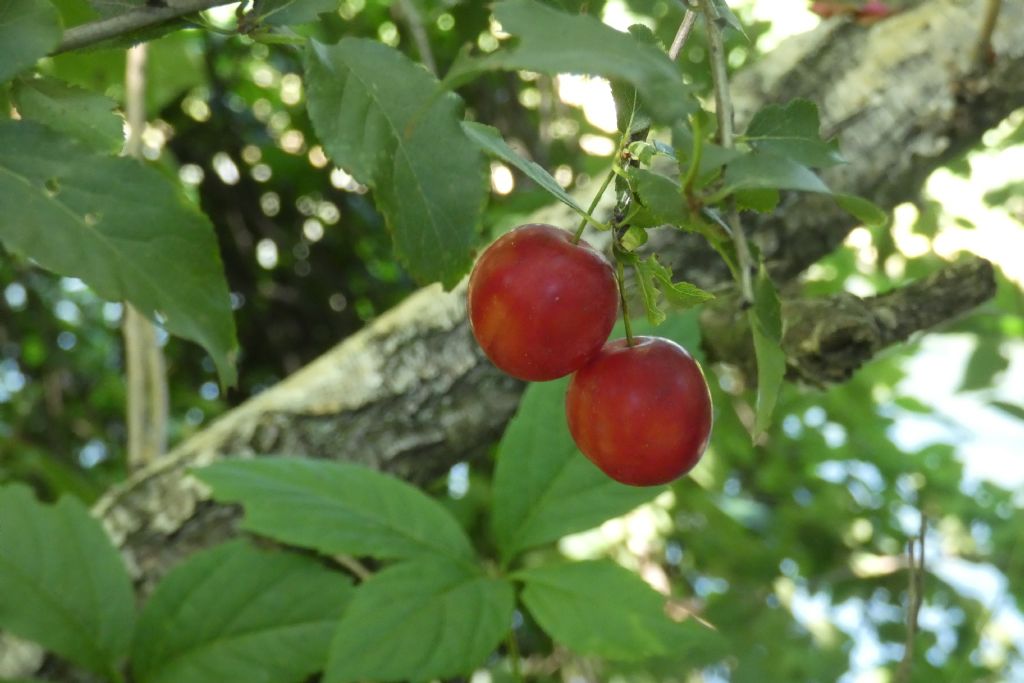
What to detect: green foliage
<box><xmin>197</xmin><ymin>457</ymin><xmax>476</xmax><ymax>561</ymax></box>
<box><xmin>0</xmin><ymin>484</ymin><xmax>134</xmax><ymax>679</ymax></box>
<box><xmin>742</xmin><ymin>99</ymin><xmax>844</xmax><ymax>168</ymax></box>
<box><xmin>442</xmin><ymin>0</ymin><xmax>695</xmax><ymax>124</ymax></box>
<box><xmin>12</xmin><ymin>76</ymin><xmax>123</xmax><ymax>153</ymax></box>
<box><xmin>0</xmin><ymin>0</ymin><xmax>62</xmax><ymax>84</ymax></box>
<box><xmin>516</xmin><ymin>560</ymin><xmax>718</xmax><ymax>661</ymax></box>
<box><xmin>630</xmin><ymin>253</ymin><xmax>714</xmax><ymax>325</ymax></box>
<box><xmin>324</xmin><ymin>558</ymin><xmax>514</xmax><ymax>683</ymax></box>
<box><xmin>462</xmin><ymin>120</ymin><xmax>588</xmax><ymax>219</ymax></box>
<box><xmin>132</xmin><ymin>539</ymin><xmax>353</xmax><ymax>683</ymax></box>
<box><xmin>304</xmin><ymin>38</ymin><xmax>487</xmax><ymax>288</ymax></box>
<box><xmin>0</xmin><ymin>121</ymin><xmax>238</xmax><ymax>385</ymax></box>
<box><xmin>491</xmin><ymin>377</ymin><xmax>660</xmax><ymax>563</ymax></box>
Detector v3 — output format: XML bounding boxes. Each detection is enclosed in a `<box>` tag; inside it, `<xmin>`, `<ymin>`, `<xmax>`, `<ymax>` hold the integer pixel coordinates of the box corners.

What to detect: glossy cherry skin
<box><xmin>467</xmin><ymin>224</ymin><xmax>618</xmax><ymax>382</ymax></box>
<box><xmin>566</xmin><ymin>336</ymin><xmax>713</xmax><ymax>486</ymax></box>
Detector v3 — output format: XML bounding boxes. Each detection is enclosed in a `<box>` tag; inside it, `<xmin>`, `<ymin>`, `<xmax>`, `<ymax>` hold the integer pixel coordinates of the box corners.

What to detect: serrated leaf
<box><xmin>711</xmin><ymin>0</ymin><xmax>748</xmax><ymax>39</ymax></box>
<box><xmin>324</xmin><ymin>558</ymin><xmax>514</xmax><ymax>683</ymax></box>
<box><xmin>305</xmin><ymin>38</ymin><xmax>486</xmax><ymax>288</ymax></box>
<box><xmin>750</xmin><ymin>264</ymin><xmax>785</xmax><ymax>437</ymax></box>
<box><xmin>633</xmin><ymin>253</ymin><xmax>714</xmax><ymax>326</ymax></box>
<box><xmin>132</xmin><ymin>540</ymin><xmax>353</xmax><ymax>683</ymax></box>
<box><xmin>12</xmin><ymin>76</ymin><xmax>122</xmax><ymax>153</ymax></box>
<box><xmin>628</xmin><ymin>168</ymin><xmax>688</xmax><ymax>228</ymax></box>
<box><xmin>0</xmin><ymin>0</ymin><xmax>62</xmax><ymax>84</ymax></box>
<box><xmin>0</xmin><ymin>484</ymin><xmax>134</xmax><ymax>678</ymax></box>
<box><xmin>609</xmin><ymin>24</ymin><xmax>660</xmax><ymax>135</ymax></box>
<box><xmin>516</xmin><ymin>560</ymin><xmax>706</xmax><ymax>661</ymax></box>
<box><xmin>743</xmin><ymin>99</ymin><xmax>844</xmax><ymax>168</ymax></box>
<box><xmin>442</xmin><ymin>0</ymin><xmax>694</xmax><ymax>124</ymax></box>
<box><xmin>491</xmin><ymin>377</ymin><xmax>660</xmax><ymax>563</ymax></box>
<box><xmin>835</xmin><ymin>193</ymin><xmax>887</xmax><ymax>227</ymax></box>
<box><xmin>461</xmin><ymin>121</ymin><xmax>586</xmax><ymax>216</ymax></box>
<box><xmin>723</xmin><ymin>151</ymin><xmax>831</xmax><ymax>195</ymax></box>
<box><xmin>0</xmin><ymin>120</ymin><xmax>237</xmax><ymax>385</ymax></box>
<box><xmin>197</xmin><ymin>457</ymin><xmax>475</xmax><ymax>562</ymax></box>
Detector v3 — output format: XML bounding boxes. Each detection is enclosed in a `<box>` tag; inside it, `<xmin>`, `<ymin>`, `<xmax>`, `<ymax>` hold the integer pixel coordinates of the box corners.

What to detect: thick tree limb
<box><xmin>655</xmin><ymin>0</ymin><xmax>1024</xmax><ymax>286</ymax></box>
<box><xmin>701</xmin><ymin>256</ymin><xmax>997</xmax><ymax>384</ymax></box>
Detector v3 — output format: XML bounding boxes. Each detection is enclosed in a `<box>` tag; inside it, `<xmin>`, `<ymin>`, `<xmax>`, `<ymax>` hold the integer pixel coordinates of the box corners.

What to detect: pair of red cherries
<box><xmin>468</xmin><ymin>224</ymin><xmax>712</xmax><ymax>487</ymax></box>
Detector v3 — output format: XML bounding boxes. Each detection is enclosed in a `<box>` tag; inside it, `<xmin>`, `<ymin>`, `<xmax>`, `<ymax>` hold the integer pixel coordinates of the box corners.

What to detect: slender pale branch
<box><xmin>53</xmin><ymin>0</ymin><xmax>234</xmax><ymax>54</ymax></box>
<box><xmin>668</xmin><ymin>7</ymin><xmax>698</xmax><ymax>61</ymax></box>
<box><xmin>699</xmin><ymin>0</ymin><xmax>754</xmax><ymax>304</ymax></box>
<box><xmin>973</xmin><ymin>0</ymin><xmax>1002</xmax><ymax>66</ymax></box>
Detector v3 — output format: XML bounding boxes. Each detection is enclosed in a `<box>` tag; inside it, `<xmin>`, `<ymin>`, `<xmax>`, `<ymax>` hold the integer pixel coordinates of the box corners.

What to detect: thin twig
<box><xmin>972</xmin><ymin>0</ymin><xmax>1002</xmax><ymax>67</ymax></box>
<box><xmin>896</xmin><ymin>513</ymin><xmax>926</xmax><ymax>683</ymax></box>
<box><xmin>123</xmin><ymin>44</ymin><xmax>168</xmax><ymax>469</ymax></box>
<box><xmin>395</xmin><ymin>0</ymin><xmax>437</xmax><ymax>76</ymax></box>
<box><xmin>53</xmin><ymin>0</ymin><xmax>234</xmax><ymax>54</ymax></box>
<box><xmin>698</xmin><ymin>0</ymin><xmax>753</xmax><ymax>305</ymax></box>
<box><xmin>668</xmin><ymin>7</ymin><xmax>698</xmax><ymax>61</ymax></box>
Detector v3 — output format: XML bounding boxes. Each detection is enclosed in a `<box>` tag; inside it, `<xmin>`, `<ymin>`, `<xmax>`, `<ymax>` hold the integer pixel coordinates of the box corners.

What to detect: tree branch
<box><xmin>700</xmin><ymin>256</ymin><xmax>997</xmax><ymax>385</ymax></box>
<box><xmin>53</xmin><ymin>0</ymin><xmax>234</xmax><ymax>54</ymax></box>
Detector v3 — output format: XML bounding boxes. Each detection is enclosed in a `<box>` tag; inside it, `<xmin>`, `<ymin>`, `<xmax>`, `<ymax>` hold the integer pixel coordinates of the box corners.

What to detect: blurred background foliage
<box><xmin>1</xmin><ymin>0</ymin><xmax>1023</xmax><ymax>680</ymax></box>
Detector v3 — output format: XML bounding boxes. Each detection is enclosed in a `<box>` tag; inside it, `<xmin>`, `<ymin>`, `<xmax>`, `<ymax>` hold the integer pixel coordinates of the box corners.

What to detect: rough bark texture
<box><xmin>1</xmin><ymin>0</ymin><xmax>1020</xmax><ymax>677</ymax></box>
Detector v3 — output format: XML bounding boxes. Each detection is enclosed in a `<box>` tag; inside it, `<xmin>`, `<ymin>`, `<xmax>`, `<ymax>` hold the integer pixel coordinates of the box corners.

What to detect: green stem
<box><xmin>682</xmin><ymin>113</ymin><xmax>704</xmax><ymax>195</ymax></box>
<box><xmin>506</xmin><ymin>628</ymin><xmax>524</xmax><ymax>682</ymax></box>
<box><xmin>615</xmin><ymin>254</ymin><xmax>635</xmax><ymax>346</ymax></box>
<box><xmin>699</xmin><ymin>0</ymin><xmax>754</xmax><ymax>305</ymax></box>
<box><xmin>572</xmin><ymin>168</ymin><xmax>616</xmax><ymax>243</ymax></box>
<box><xmin>573</xmin><ymin>97</ymin><xmax>638</xmax><ymax>243</ymax></box>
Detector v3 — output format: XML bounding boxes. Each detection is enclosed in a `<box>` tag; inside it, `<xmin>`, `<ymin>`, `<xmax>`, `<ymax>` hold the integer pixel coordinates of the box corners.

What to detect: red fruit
<box><xmin>468</xmin><ymin>224</ymin><xmax>618</xmax><ymax>382</ymax></box>
<box><xmin>566</xmin><ymin>336</ymin><xmax>713</xmax><ymax>486</ymax></box>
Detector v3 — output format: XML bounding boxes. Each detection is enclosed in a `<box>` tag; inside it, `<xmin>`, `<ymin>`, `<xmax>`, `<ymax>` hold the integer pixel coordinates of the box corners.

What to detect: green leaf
<box><xmin>305</xmin><ymin>38</ymin><xmax>486</xmax><ymax>288</ymax></box>
<box><xmin>723</xmin><ymin>151</ymin><xmax>830</xmax><ymax>195</ymax></box>
<box><xmin>990</xmin><ymin>400</ymin><xmax>1024</xmax><ymax>422</ymax></box>
<box><xmin>620</xmin><ymin>225</ymin><xmax>648</xmax><ymax>251</ymax></box>
<box><xmin>132</xmin><ymin>539</ymin><xmax>352</xmax><ymax>683</ymax></box>
<box><xmin>197</xmin><ymin>457</ymin><xmax>475</xmax><ymax>562</ymax></box>
<box><xmin>442</xmin><ymin>0</ymin><xmax>694</xmax><ymax>124</ymax></box>
<box><xmin>0</xmin><ymin>0</ymin><xmax>61</xmax><ymax>84</ymax></box>
<box><xmin>12</xmin><ymin>76</ymin><xmax>122</xmax><ymax>153</ymax></box>
<box><xmin>461</xmin><ymin>121</ymin><xmax>586</xmax><ymax>216</ymax></box>
<box><xmin>633</xmin><ymin>253</ymin><xmax>714</xmax><ymax>325</ymax></box>
<box><xmin>0</xmin><ymin>121</ymin><xmax>238</xmax><ymax>386</ymax></box>
<box><xmin>516</xmin><ymin>560</ymin><xmax>703</xmax><ymax>661</ymax></box>
<box><xmin>735</xmin><ymin>187</ymin><xmax>780</xmax><ymax>213</ymax></box>
<box><xmin>0</xmin><ymin>484</ymin><xmax>134</xmax><ymax>678</ymax></box>
<box><xmin>324</xmin><ymin>558</ymin><xmax>514</xmax><ymax>683</ymax></box>
<box><xmin>259</xmin><ymin>0</ymin><xmax>337</xmax><ymax>25</ymax></box>
<box><xmin>628</xmin><ymin>168</ymin><xmax>688</xmax><ymax>228</ymax></box>
<box><xmin>835</xmin><ymin>193</ymin><xmax>888</xmax><ymax>227</ymax></box>
<box><xmin>710</xmin><ymin>0</ymin><xmax>748</xmax><ymax>39</ymax></box>
<box><xmin>491</xmin><ymin>378</ymin><xmax>659</xmax><ymax>563</ymax></box>
<box><xmin>609</xmin><ymin>24</ymin><xmax>661</xmax><ymax>135</ymax></box>
<box><xmin>749</xmin><ymin>263</ymin><xmax>785</xmax><ymax>437</ymax></box>
<box><xmin>743</xmin><ymin>99</ymin><xmax>844</xmax><ymax>168</ymax></box>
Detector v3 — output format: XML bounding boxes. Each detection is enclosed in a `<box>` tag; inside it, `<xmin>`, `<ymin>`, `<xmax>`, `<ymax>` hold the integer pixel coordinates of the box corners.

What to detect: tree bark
<box><xmin>1</xmin><ymin>0</ymin><xmax>1019</xmax><ymax>676</ymax></box>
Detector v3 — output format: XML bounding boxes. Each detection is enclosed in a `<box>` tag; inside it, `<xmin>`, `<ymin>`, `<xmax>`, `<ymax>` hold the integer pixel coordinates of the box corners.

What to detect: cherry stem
<box><xmin>572</xmin><ymin>168</ymin><xmax>616</xmax><ymax>243</ymax></box>
<box><xmin>615</xmin><ymin>252</ymin><xmax>635</xmax><ymax>346</ymax></box>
